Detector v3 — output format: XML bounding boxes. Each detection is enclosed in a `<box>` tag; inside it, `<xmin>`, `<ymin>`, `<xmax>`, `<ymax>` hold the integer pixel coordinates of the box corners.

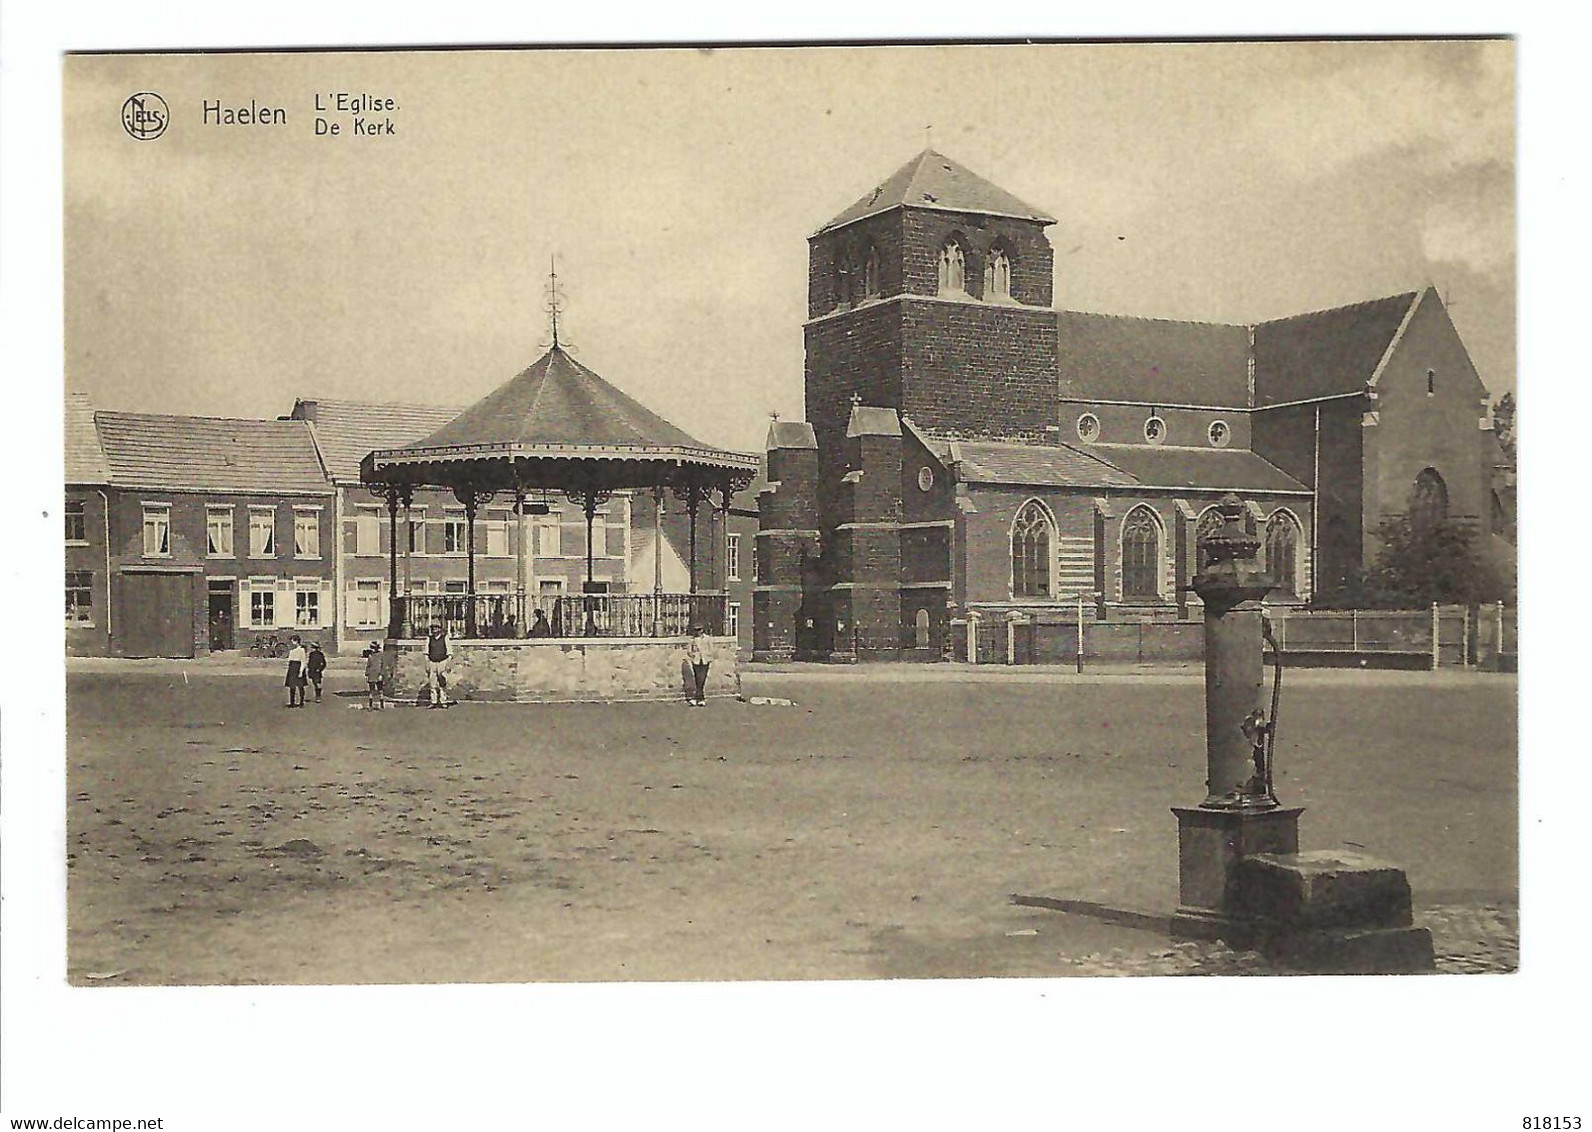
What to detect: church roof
<box><xmin>65</xmin><ymin>392</ymin><xmax>111</xmax><ymax>483</ymax></box>
<box><xmin>1252</xmin><ymin>290</ymin><xmax>1423</xmax><ymax>407</ymax></box>
<box><xmin>815</xmin><ymin>149</ymin><xmax>1056</xmax><ymax>235</ymax></box>
<box><xmin>940</xmin><ymin>438</ymin><xmax>1137</xmax><ymax>490</ymax></box>
<box><xmin>1083</xmin><ymin>443</ymin><xmax>1308</xmax><ymax>494</ymax></box>
<box><xmin>95</xmin><ymin>411</ymin><xmax>331</xmax><ymax>495</ymax></box>
<box><xmin>289</xmin><ymin>398</ymin><xmax>464</xmax><ymax>483</ymax></box>
<box><xmin>938</xmin><ymin>437</ymin><xmax>1305</xmax><ymax>494</ymax></box>
<box><xmin>1056</xmin><ymin>311</ymin><xmax>1252</xmax><ymax>407</ymax></box>
<box><xmin>407</xmin><ymin>344</ymin><xmax>718</xmax><ymax>454</ymax></box>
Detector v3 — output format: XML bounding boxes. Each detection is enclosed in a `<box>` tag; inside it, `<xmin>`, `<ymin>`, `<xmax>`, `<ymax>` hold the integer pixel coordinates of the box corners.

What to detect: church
<box><xmin>753</xmin><ymin>149</ymin><xmax>1505</xmax><ymax>662</ymax></box>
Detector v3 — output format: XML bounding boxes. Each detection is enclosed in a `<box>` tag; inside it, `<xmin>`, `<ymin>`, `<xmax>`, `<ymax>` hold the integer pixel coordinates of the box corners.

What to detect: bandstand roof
<box><xmin>362</xmin><ymin>344</ymin><xmax>758</xmax><ymax>492</ymax></box>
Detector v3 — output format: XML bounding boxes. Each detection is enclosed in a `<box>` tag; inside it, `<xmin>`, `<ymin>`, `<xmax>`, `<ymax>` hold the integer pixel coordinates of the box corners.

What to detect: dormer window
<box><xmin>984</xmin><ymin>247</ymin><xmax>1011</xmax><ymax>300</ymax></box>
<box><xmin>863</xmin><ymin>247</ymin><xmax>881</xmax><ymax>299</ymax></box>
<box><xmin>937</xmin><ymin>241</ymin><xmax>966</xmax><ymax>295</ymax></box>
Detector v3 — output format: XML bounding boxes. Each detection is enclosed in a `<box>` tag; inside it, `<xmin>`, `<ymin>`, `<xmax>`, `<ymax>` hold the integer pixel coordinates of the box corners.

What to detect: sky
<box><xmin>64</xmin><ymin>40</ymin><xmax>1514</xmax><ymax>452</ymax></box>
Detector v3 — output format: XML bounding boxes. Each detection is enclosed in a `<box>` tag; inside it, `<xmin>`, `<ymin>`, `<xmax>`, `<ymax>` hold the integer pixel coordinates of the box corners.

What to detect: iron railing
<box><xmin>397</xmin><ymin>592</ymin><xmax>726</xmax><ymax>640</ymax></box>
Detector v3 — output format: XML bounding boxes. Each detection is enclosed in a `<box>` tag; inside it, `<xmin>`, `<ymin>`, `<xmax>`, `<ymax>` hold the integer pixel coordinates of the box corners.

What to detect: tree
<box><xmin>1492</xmin><ymin>392</ymin><xmax>1516</xmax><ymax>464</ymax></box>
<box><xmin>1313</xmin><ymin>515</ymin><xmax>1509</xmax><ymax>610</ymax></box>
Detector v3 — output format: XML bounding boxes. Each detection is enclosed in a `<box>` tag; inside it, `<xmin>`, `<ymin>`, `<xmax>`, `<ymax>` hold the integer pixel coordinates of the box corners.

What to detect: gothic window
<box><xmin>1194</xmin><ymin>506</ymin><xmax>1225</xmax><ymax>573</ymax></box>
<box><xmin>1409</xmin><ymin>467</ymin><xmax>1449</xmax><ymax>531</ymax></box>
<box><xmin>1121</xmin><ymin>506</ymin><xmax>1162</xmax><ymax>600</ymax></box>
<box><xmin>915</xmin><ymin>607</ymin><xmax>931</xmax><ymax>648</ymax></box>
<box><xmin>1011</xmin><ymin>500</ymin><xmax>1053</xmax><ymax>598</ymax></box>
<box><xmin>1264</xmin><ymin>511</ymin><xmax>1302</xmax><ymax>597</ymax></box>
<box><xmin>937</xmin><ymin>240</ymin><xmax>966</xmax><ymax>295</ymax></box>
<box><xmin>863</xmin><ymin>247</ymin><xmax>881</xmax><ymax>299</ymax></box>
<box><xmin>983</xmin><ymin>246</ymin><xmax>1012</xmax><ymax>299</ymax></box>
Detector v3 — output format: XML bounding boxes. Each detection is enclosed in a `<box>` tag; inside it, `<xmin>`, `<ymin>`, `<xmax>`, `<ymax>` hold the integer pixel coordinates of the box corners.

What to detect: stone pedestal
<box><xmin>1234</xmin><ymin>851</ymin><xmax>1435</xmax><ymax>973</ymax></box>
<box><xmin>1171</xmin><ymin>805</ymin><xmax>1303</xmax><ymax>942</ymax></box>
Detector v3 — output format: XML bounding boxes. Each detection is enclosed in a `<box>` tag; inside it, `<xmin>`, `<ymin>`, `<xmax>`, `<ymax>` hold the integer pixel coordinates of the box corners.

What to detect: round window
<box><xmin>917</xmin><ymin>466</ymin><xmax>934</xmax><ymax>492</ymax></box>
<box><xmin>1208</xmin><ymin>420</ymin><xmax>1230</xmax><ymax>447</ymax></box>
<box><xmin>1076</xmin><ymin>413</ymin><xmax>1101</xmax><ymax>443</ymax></box>
<box><xmin>1144</xmin><ymin>416</ymin><xmax>1166</xmax><ymax>444</ymax></box>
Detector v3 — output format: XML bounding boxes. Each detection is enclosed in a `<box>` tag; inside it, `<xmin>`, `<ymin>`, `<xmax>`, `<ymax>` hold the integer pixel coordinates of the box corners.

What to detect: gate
<box><xmin>120</xmin><ymin>571</ymin><xmax>196</xmax><ymax>658</ymax></box>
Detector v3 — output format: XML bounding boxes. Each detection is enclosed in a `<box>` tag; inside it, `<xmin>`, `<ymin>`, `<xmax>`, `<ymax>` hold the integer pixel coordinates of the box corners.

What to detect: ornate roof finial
<box><xmin>850</xmin><ymin>392</ymin><xmax>863</xmax><ymax>408</ymax></box>
<box><xmin>924</xmin><ymin>123</ymin><xmax>933</xmax><ymax>151</ymax></box>
<box><xmin>545</xmin><ymin>254</ymin><xmax>564</xmax><ymax>348</ymax></box>
<box><xmin>770</xmin><ymin>410</ymin><xmax>780</xmax><ymax>423</ymax></box>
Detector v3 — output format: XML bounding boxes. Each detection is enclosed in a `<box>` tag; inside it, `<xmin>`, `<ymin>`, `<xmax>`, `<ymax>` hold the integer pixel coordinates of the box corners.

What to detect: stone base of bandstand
<box><xmin>386</xmin><ymin>636</ymin><xmax>741</xmax><ymax>703</ymax></box>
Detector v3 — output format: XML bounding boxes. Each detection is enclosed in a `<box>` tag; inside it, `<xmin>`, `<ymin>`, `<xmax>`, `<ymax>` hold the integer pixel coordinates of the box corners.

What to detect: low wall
<box><xmin>387</xmin><ymin>636</ymin><xmax>741</xmax><ymax>703</ymax></box>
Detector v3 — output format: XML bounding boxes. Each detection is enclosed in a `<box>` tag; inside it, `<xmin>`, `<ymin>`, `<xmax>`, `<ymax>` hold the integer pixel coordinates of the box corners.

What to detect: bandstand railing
<box><xmin>397</xmin><ymin>592</ymin><xmax>727</xmax><ymax>640</ymax></box>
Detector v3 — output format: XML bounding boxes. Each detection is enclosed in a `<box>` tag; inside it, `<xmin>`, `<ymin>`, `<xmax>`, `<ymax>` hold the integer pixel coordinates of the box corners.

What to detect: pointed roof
<box><xmin>815</xmin><ymin>149</ymin><xmax>1056</xmax><ymax>235</ymax></box>
<box><xmin>408</xmin><ymin>345</ymin><xmax>713</xmax><ymax>453</ymax></box>
<box><xmin>1251</xmin><ymin>290</ymin><xmax>1423</xmax><ymax>407</ymax></box>
<box><xmin>96</xmin><ymin>411</ymin><xmax>331</xmax><ymax>494</ymax></box>
<box><xmin>366</xmin><ymin>344</ymin><xmax>758</xmax><ymax>488</ymax></box>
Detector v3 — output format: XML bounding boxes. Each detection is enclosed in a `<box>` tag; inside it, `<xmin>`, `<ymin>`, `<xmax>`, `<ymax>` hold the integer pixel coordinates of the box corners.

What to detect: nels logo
<box><xmin>121</xmin><ymin>92</ymin><xmax>168</xmax><ymax>140</ymax></box>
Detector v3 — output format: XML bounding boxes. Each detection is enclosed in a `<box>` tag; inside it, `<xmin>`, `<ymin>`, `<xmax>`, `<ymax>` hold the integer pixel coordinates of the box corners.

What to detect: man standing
<box><xmin>426</xmin><ymin>624</ymin><xmax>452</xmax><ymax>709</ymax></box>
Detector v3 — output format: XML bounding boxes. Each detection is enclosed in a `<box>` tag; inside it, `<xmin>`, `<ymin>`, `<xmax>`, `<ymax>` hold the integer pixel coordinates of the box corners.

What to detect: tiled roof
<box><xmin>291</xmin><ymin>398</ymin><xmax>464</xmax><ymax>482</ymax></box>
<box><xmin>1056</xmin><ymin>310</ymin><xmax>1252</xmax><ymax>407</ymax></box>
<box><xmin>1084</xmin><ymin>444</ymin><xmax>1309</xmax><ymax>493</ymax></box>
<box><xmin>942</xmin><ymin>438</ymin><xmax>1139</xmax><ymax>490</ymax></box>
<box><xmin>1252</xmin><ymin>290</ymin><xmax>1422</xmax><ymax>407</ymax></box>
<box><xmin>65</xmin><ymin>392</ymin><xmax>110</xmax><ymax>483</ymax></box>
<box><xmin>816</xmin><ymin>149</ymin><xmax>1056</xmax><ymax>235</ymax></box>
<box><xmin>95</xmin><ymin>412</ymin><xmax>331</xmax><ymax>494</ymax></box>
<box><xmin>406</xmin><ymin>345</ymin><xmax>721</xmax><ymax>454</ymax></box>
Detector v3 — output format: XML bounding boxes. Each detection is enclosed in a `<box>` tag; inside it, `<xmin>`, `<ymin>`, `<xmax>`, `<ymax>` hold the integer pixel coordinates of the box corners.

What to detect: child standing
<box><xmin>306</xmin><ymin>640</ymin><xmax>327</xmax><ymax>702</ymax></box>
<box><xmin>284</xmin><ymin>635</ymin><xmax>307</xmax><ymax>708</ymax></box>
<box><xmin>363</xmin><ymin>643</ymin><xmax>385</xmax><ymax>710</ymax></box>
<box><xmin>686</xmin><ymin>624</ymin><xmax>710</xmax><ymax>707</ymax></box>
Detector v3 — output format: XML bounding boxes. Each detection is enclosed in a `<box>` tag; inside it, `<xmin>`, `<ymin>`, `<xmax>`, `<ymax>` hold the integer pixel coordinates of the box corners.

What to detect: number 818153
<box><xmin>1524</xmin><ymin>1119</ymin><xmax>1581</xmax><ymax>1129</ymax></box>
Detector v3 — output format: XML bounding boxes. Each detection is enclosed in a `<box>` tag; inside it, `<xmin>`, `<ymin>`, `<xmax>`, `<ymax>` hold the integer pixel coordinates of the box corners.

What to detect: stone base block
<box><xmin>1171</xmin><ymin>805</ymin><xmax>1303</xmax><ymax>939</ymax></box>
<box><xmin>1262</xmin><ymin>926</ymin><xmax>1436</xmax><ymax>974</ymax></box>
<box><xmin>387</xmin><ymin>636</ymin><xmax>740</xmax><ymax>703</ymax></box>
<box><xmin>1233</xmin><ymin>850</ymin><xmax>1414</xmax><ymax>931</ymax></box>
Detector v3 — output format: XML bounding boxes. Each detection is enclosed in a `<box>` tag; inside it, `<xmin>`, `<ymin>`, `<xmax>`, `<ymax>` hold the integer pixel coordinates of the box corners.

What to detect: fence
<box><xmin>951</xmin><ymin>602</ymin><xmax>1514</xmax><ymax>670</ymax></box>
<box><xmin>400</xmin><ymin>592</ymin><xmax>727</xmax><ymax>640</ymax></box>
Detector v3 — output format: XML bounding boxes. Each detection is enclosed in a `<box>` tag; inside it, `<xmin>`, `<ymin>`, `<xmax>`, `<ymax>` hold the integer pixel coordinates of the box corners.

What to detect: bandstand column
<box><xmin>385</xmin><ymin>485</ymin><xmax>401</xmax><ymax>638</ymax></box>
<box><xmin>515</xmin><ymin>487</ymin><xmax>529</xmax><ymax>633</ymax></box>
<box><xmin>719</xmin><ymin>482</ymin><xmax>734</xmax><ymax>636</ymax></box>
<box><xmin>652</xmin><ymin>484</ymin><xmax>664</xmax><ymax>637</ymax></box>
<box><xmin>687</xmin><ymin>485</ymin><xmax>700</xmax><ymax>596</ymax></box>
<box><xmin>401</xmin><ymin>488</ymin><xmax>414</xmax><ymax>611</ymax></box>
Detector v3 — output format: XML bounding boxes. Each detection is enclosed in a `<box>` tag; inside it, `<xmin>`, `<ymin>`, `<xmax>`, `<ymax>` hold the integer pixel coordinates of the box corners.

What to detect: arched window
<box><xmin>833</xmin><ymin>260</ymin><xmax>849</xmax><ymax>310</ymax></box>
<box><xmin>1194</xmin><ymin>506</ymin><xmax>1225</xmax><ymax>573</ymax></box>
<box><xmin>1264</xmin><ymin>511</ymin><xmax>1302</xmax><ymax>597</ymax></box>
<box><xmin>983</xmin><ymin>246</ymin><xmax>1011</xmax><ymax>299</ymax></box>
<box><xmin>938</xmin><ymin>240</ymin><xmax>966</xmax><ymax>295</ymax></box>
<box><xmin>863</xmin><ymin>247</ymin><xmax>881</xmax><ymax>299</ymax></box>
<box><xmin>914</xmin><ymin>607</ymin><xmax>931</xmax><ymax>648</ymax></box>
<box><xmin>1011</xmin><ymin>501</ymin><xmax>1053</xmax><ymax>598</ymax></box>
<box><xmin>1121</xmin><ymin>506</ymin><xmax>1162</xmax><ymax>600</ymax></box>
<box><xmin>1409</xmin><ymin>468</ymin><xmax>1449</xmax><ymax>531</ymax></box>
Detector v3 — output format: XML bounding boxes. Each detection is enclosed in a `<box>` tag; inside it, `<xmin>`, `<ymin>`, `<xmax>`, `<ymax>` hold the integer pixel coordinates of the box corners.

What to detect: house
<box><xmin>755</xmin><ymin>149</ymin><xmax>1505</xmax><ymax>661</ymax></box>
<box><xmin>82</xmin><ymin>408</ymin><xmax>336</xmax><ymax>657</ymax></box>
<box><xmin>64</xmin><ymin>393</ymin><xmax>112</xmax><ymax>656</ymax></box>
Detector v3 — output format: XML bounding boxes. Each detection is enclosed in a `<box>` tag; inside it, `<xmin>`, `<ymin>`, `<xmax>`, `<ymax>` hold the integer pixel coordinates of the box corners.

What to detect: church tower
<box><xmin>803</xmin><ymin>148</ymin><xmax>1061</xmax><ymax>458</ymax></box>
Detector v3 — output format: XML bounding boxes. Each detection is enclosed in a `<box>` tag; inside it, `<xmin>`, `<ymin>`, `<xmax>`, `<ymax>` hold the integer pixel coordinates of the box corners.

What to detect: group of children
<box><xmin>282</xmin><ymin>636</ymin><xmax>328</xmax><ymax>707</ymax></box>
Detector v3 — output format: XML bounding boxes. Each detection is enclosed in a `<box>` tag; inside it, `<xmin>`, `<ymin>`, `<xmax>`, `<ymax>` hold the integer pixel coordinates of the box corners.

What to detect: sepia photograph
<box><xmin>60</xmin><ymin>39</ymin><xmax>1518</xmax><ymax>987</ymax></box>
<box><xmin>8</xmin><ymin>11</ymin><xmax>1578</xmax><ymax>1124</ymax></box>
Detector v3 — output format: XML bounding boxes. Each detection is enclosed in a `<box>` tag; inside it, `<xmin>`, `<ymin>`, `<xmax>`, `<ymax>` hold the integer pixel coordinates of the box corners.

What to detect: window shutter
<box><xmin>238</xmin><ymin>578</ymin><xmax>251</xmax><ymax>629</ymax></box>
<box><xmin>275</xmin><ymin>579</ymin><xmax>292</xmax><ymax>629</ymax></box>
<box><xmin>345</xmin><ymin>582</ymin><xmax>360</xmax><ymax>628</ymax></box>
<box><xmin>378</xmin><ymin>580</ymin><xmax>389</xmax><ymax>629</ymax></box>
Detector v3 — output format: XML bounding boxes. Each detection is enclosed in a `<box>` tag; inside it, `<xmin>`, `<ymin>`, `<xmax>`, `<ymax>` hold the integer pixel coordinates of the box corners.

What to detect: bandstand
<box><xmin>359</xmin><ymin>338</ymin><xmax>757</xmax><ymax>702</ymax></box>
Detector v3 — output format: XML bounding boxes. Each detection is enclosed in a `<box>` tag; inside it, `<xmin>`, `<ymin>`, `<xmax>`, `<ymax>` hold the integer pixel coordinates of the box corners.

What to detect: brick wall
<box><xmin>900</xmin><ymin>209</ymin><xmax>1054</xmax><ymax>306</ymax></box>
<box><xmin>1063</xmin><ymin>401</ymin><xmax>1252</xmax><ymax>450</ymax></box>
<box><xmin>804</xmin><ymin>302</ymin><xmax>905</xmax><ymax>460</ymax></box>
<box><xmin>901</xmin><ymin>301</ymin><xmax>1059</xmax><ymax>440</ymax></box>
<box><xmin>65</xmin><ymin>487</ymin><xmax>111</xmax><ymax>656</ymax></box>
